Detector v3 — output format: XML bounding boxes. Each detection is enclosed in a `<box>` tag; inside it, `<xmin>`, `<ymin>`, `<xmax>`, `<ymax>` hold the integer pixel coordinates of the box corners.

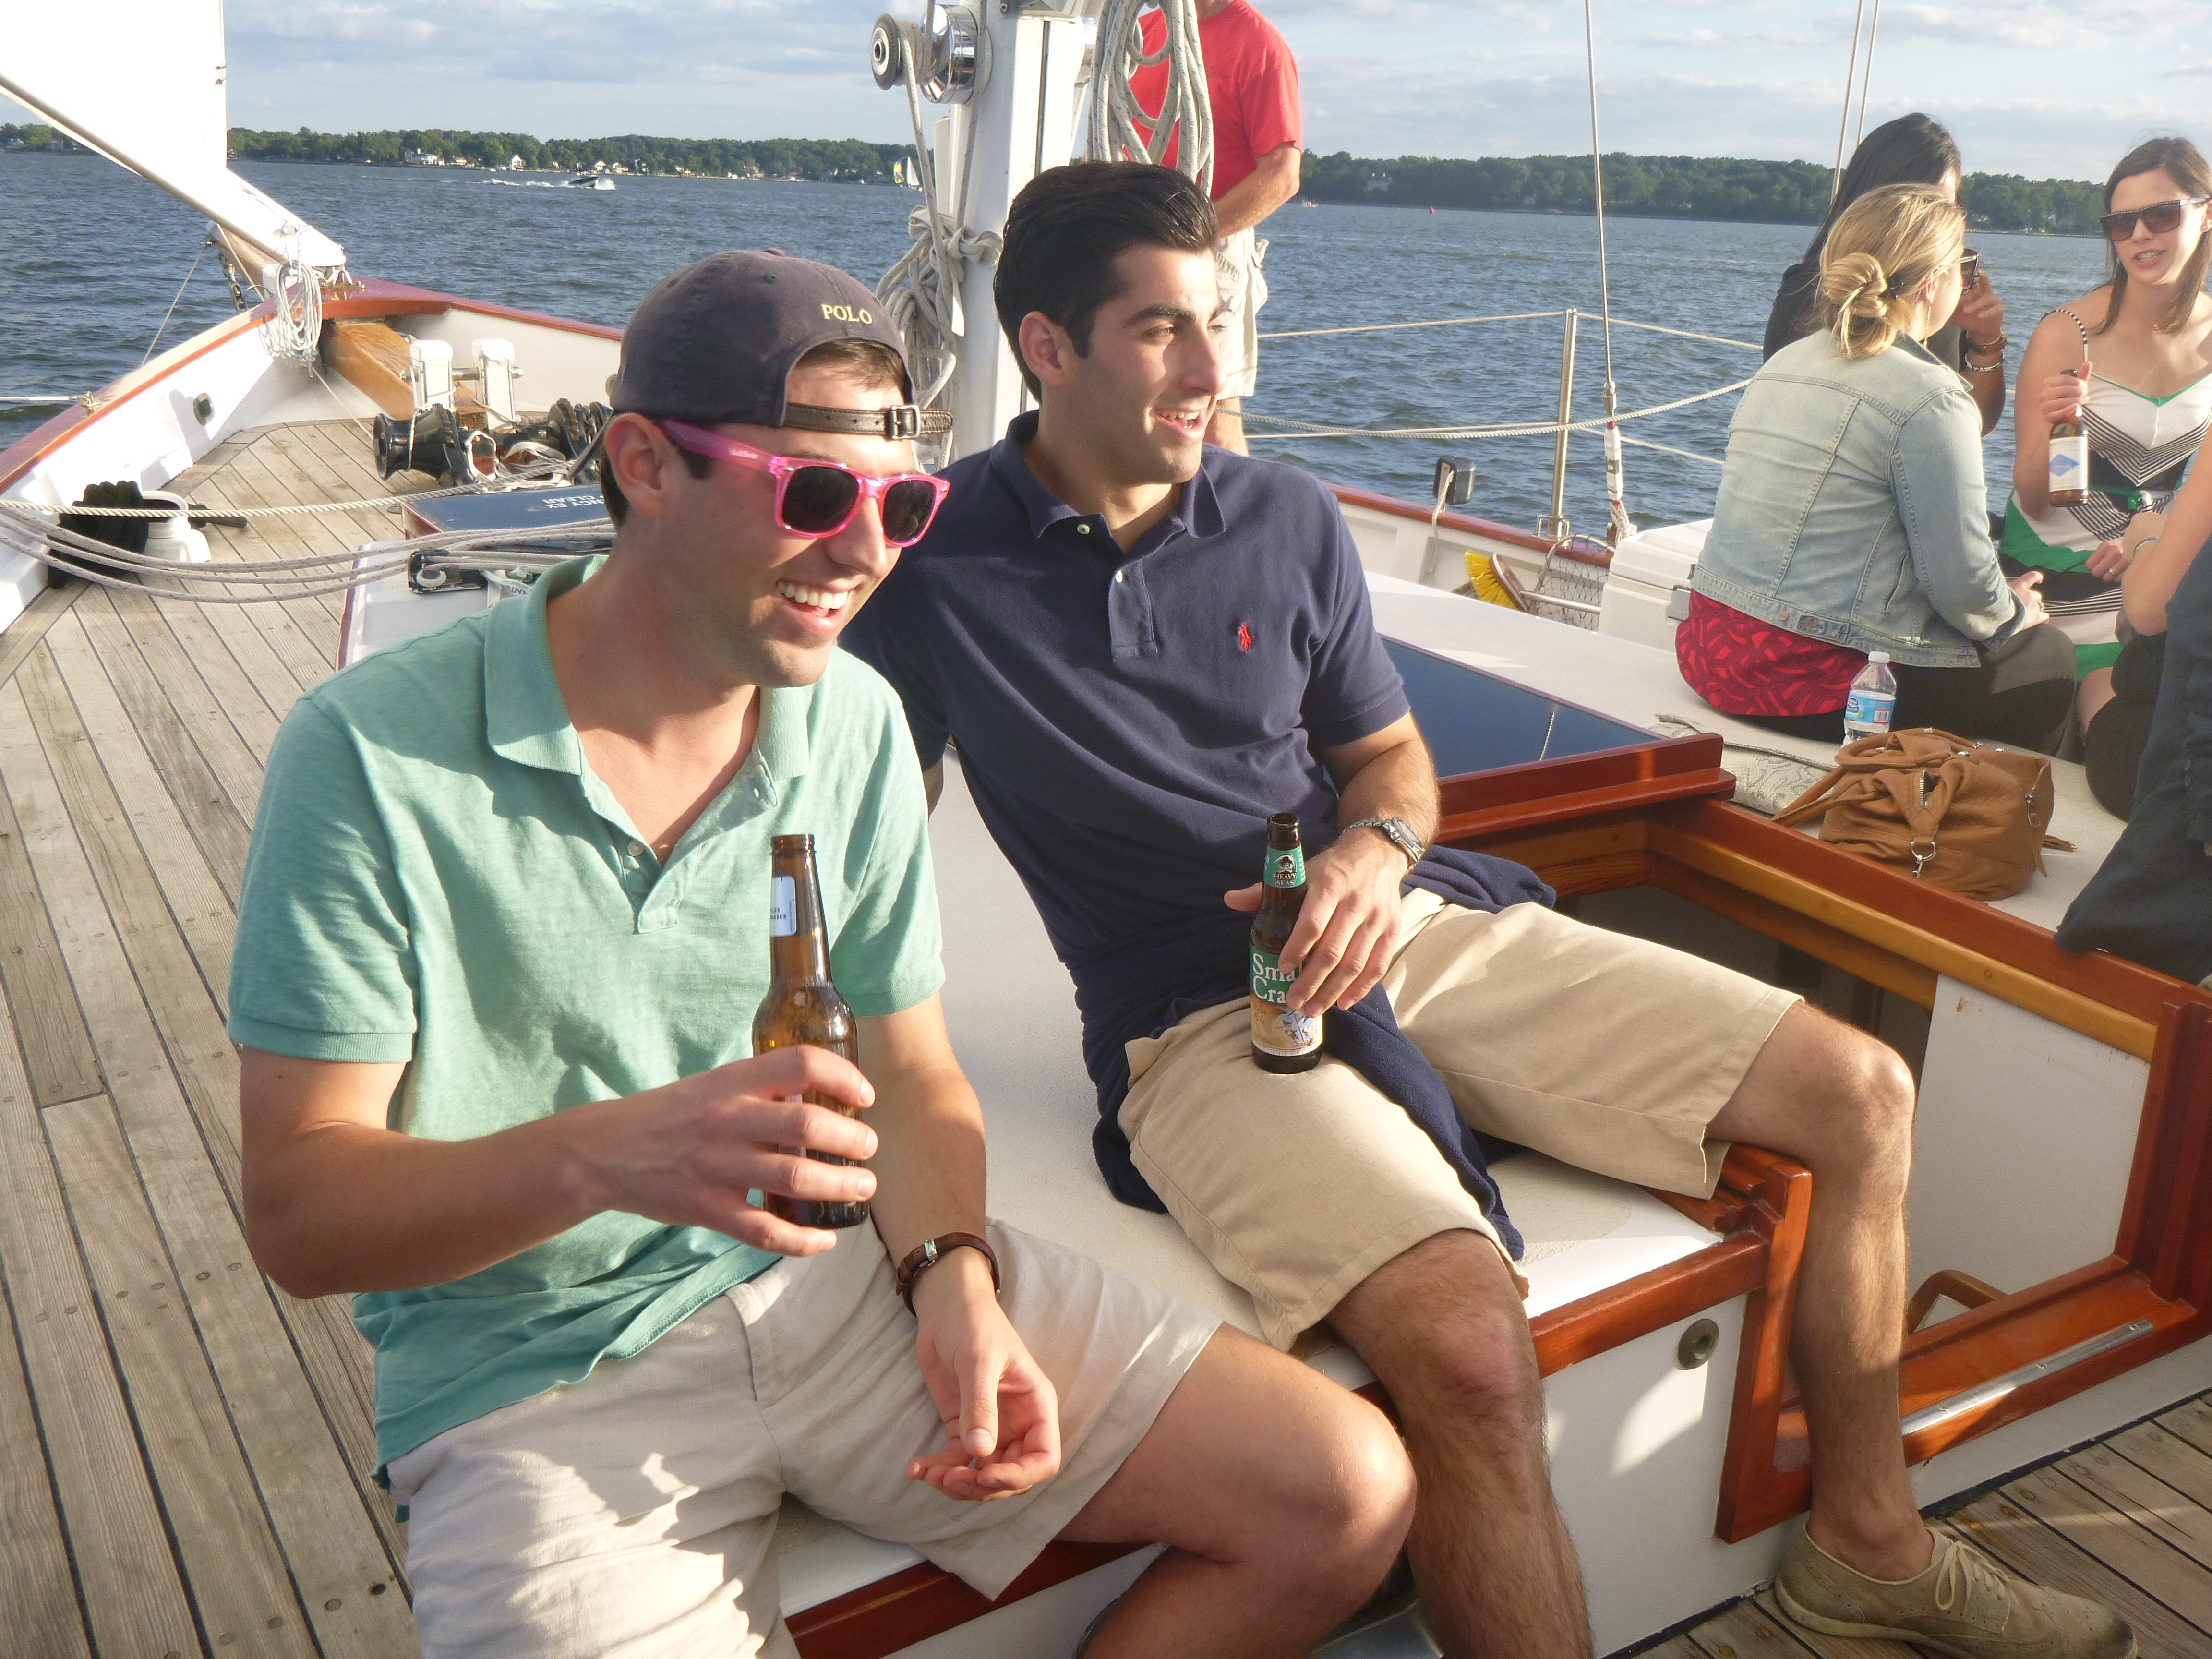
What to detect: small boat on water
<box><xmin>2</xmin><ymin>3</ymin><xmax>2210</xmax><ymax>1656</ymax></box>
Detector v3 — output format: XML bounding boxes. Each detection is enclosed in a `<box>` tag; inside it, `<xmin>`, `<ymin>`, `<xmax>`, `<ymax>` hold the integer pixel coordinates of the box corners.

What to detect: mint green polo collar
<box><xmin>481</xmin><ymin>554</ymin><xmax>815</xmax><ymax>810</ymax></box>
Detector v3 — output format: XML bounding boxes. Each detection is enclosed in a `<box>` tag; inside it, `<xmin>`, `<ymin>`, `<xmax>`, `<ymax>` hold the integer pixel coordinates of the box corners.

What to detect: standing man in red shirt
<box><xmin>1131</xmin><ymin>0</ymin><xmax>1302</xmax><ymax>453</ymax></box>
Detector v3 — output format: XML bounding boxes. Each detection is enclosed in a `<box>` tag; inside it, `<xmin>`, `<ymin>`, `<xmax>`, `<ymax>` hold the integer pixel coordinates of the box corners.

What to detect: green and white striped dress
<box><xmin>2002</xmin><ymin>306</ymin><xmax>2212</xmax><ymax>672</ymax></box>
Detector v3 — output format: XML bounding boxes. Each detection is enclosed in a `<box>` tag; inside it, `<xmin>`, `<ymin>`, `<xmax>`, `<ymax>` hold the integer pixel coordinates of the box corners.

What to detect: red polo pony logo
<box><xmin>1237</xmin><ymin>621</ymin><xmax>1253</xmax><ymax>652</ymax></box>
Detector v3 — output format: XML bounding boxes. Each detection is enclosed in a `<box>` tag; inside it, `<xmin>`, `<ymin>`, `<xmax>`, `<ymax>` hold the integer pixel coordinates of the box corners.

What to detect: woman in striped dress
<box><xmin>2008</xmin><ymin>139</ymin><xmax>2212</xmax><ymax>809</ymax></box>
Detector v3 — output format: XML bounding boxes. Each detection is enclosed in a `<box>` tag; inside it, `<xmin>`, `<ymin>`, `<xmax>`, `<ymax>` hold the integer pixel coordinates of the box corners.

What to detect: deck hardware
<box><xmin>1899</xmin><ymin>1319</ymin><xmax>2155</xmax><ymax>1438</ymax></box>
<box><xmin>192</xmin><ymin>392</ymin><xmax>214</xmax><ymax>425</ymax></box>
<box><xmin>1677</xmin><ymin>1318</ymin><xmax>1720</xmax><ymax>1369</ymax></box>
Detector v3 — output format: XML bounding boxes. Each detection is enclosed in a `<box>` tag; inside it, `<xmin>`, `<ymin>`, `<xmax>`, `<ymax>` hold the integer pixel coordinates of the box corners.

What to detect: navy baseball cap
<box><xmin>609</xmin><ymin>250</ymin><xmax>952</xmax><ymax>439</ymax></box>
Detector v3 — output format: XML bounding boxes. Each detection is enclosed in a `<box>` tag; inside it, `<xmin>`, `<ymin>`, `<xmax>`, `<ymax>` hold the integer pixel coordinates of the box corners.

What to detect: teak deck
<box><xmin>4</xmin><ymin>420</ymin><xmax>2212</xmax><ymax>1659</ymax></box>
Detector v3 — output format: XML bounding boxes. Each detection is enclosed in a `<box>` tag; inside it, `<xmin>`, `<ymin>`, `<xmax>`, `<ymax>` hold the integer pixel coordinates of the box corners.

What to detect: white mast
<box><xmin>873</xmin><ymin>1</ymin><xmax>1093</xmax><ymax>461</ymax></box>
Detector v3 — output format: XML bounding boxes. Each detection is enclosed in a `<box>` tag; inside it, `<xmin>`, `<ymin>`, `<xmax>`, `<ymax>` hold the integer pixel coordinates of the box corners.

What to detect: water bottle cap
<box><xmin>1868</xmin><ymin>651</ymin><xmax>1890</xmax><ymax>664</ymax></box>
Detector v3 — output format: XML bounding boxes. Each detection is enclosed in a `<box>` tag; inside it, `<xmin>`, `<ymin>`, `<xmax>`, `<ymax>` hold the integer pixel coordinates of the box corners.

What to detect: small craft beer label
<box><xmin>1262</xmin><ymin>845</ymin><xmax>1306</xmax><ymax>889</ymax></box>
<box><xmin>1250</xmin><ymin>946</ymin><xmax>1322</xmax><ymax>1057</ymax></box>
<box><xmin>769</xmin><ymin>875</ymin><xmax>797</xmax><ymax>937</ymax></box>
<box><xmin>2048</xmin><ymin>436</ymin><xmax>2089</xmax><ymax>490</ymax></box>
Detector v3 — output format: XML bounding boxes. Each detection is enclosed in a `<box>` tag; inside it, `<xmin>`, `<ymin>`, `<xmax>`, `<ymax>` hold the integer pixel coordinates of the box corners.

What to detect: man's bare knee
<box><xmin>1334</xmin><ymin>1233</ymin><xmax>1544</xmax><ymax>1450</ymax></box>
<box><xmin>1719</xmin><ymin>1004</ymin><xmax>1915</xmax><ymax>1182</ymax></box>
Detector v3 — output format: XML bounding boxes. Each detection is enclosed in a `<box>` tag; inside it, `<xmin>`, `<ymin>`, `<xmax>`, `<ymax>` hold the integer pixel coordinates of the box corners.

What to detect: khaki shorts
<box><xmin>388</xmin><ymin>1221</ymin><xmax>1218</xmax><ymax>1659</ymax></box>
<box><xmin>1213</xmin><ymin>227</ymin><xmax>1269</xmax><ymax>400</ymax></box>
<box><xmin>1120</xmin><ymin>893</ymin><xmax>1799</xmax><ymax>1348</ymax></box>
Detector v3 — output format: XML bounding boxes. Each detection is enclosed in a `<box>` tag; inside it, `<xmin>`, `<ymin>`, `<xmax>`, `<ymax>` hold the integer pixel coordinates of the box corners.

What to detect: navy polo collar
<box><xmin>986</xmin><ymin>409</ymin><xmax>1226</xmax><ymax>546</ymax></box>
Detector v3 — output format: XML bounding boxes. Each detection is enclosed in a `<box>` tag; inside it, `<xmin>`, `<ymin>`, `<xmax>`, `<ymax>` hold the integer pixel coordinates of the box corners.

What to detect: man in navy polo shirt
<box><xmin>843</xmin><ymin>164</ymin><xmax>2134</xmax><ymax>1659</ymax></box>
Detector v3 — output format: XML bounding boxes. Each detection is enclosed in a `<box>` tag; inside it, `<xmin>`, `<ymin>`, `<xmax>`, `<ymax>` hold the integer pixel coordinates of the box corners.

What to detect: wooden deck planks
<box><xmin>49</xmin><ymin>602</ymin><xmax>254</xmax><ymax>908</ymax></box>
<box><xmin>1998</xmin><ymin>1462</ymin><xmax>2212</xmax><ymax>1630</ymax></box>
<box><xmin>41</xmin><ymin>1093</ymin><xmax>319</xmax><ymax>1659</ymax></box>
<box><xmin>0</xmin><ymin>664</ymin><xmax>417</xmax><ymax>1655</ymax></box>
<box><xmin>0</xmin><ymin>1020</ymin><xmax>198</xmax><ymax>1655</ymax></box>
<box><xmin>0</xmin><ymin>779</ymin><xmax>103</xmax><ymax>1107</ymax></box>
<box><xmin>78</xmin><ymin>585</ymin><xmax>269</xmax><ymax>830</ymax></box>
<box><xmin>1943</xmin><ymin>1499</ymin><xmax>2212</xmax><ymax>1659</ymax></box>
<box><xmin>26</xmin><ymin>628</ymin><xmax>237</xmax><ymax>1016</ymax></box>
<box><xmin>0</xmin><ymin>1159</ymin><xmax>94</xmax><ymax>1659</ymax></box>
<box><xmin>0</xmin><ymin>577</ymin><xmax>85</xmax><ymax>692</ymax></box>
<box><xmin>12</xmin><ymin>644</ymin><xmax>247</xmax><ymax>1190</ymax></box>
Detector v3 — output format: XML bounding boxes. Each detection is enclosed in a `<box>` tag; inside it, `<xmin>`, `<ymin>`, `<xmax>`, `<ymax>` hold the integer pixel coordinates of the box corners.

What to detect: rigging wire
<box><xmin>1853</xmin><ymin>0</ymin><xmax>1884</xmax><ymax>149</ymax></box>
<box><xmin>1830</xmin><ymin>0</ymin><xmax>1870</xmax><ymax>202</ymax></box>
<box><xmin>138</xmin><ymin>238</ymin><xmax>213</xmax><ymax>369</ymax></box>
<box><xmin>1582</xmin><ymin>0</ymin><xmax>1632</xmax><ymax>545</ymax></box>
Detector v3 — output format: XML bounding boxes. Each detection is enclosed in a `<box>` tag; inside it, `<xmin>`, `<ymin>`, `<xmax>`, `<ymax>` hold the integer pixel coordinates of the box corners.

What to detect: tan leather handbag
<box><xmin>1773</xmin><ymin>729</ymin><xmax>2065</xmax><ymax>900</ymax></box>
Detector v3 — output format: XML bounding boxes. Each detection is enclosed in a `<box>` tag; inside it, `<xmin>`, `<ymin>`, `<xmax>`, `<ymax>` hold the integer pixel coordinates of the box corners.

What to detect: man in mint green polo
<box><xmin>228</xmin><ymin>251</ymin><xmax>1412</xmax><ymax>1659</ymax></box>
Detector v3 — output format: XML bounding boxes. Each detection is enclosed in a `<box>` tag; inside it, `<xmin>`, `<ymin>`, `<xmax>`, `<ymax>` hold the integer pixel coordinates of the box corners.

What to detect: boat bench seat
<box><xmin>768</xmin><ymin>752</ymin><xmax>1730</xmax><ymax>1624</ymax></box>
<box><xmin>1364</xmin><ymin>575</ymin><xmax>2129</xmax><ymax>933</ymax></box>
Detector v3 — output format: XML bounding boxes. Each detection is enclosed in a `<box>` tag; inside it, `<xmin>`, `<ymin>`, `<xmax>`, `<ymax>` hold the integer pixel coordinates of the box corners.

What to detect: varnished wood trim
<box><xmin>1650</xmin><ymin>816</ymin><xmax>2163</xmax><ymax>1057</ymax></box>
<box><xmin>1714</xmin><ymin>1155</ymin><xmax>1813</xmax><ymax>1543</ymax></box>
<box><xmin>1469</xmin><ymin>819</ymin><xmax>1650</xmax><ymax>870</ymax></box>
<box><xmin>1531</xmin><ymin>1235</ymin><xmax>1766</xmax><ymax>1372</ymax></box>
<box><xmin>790</xmin><ymin>1543</ymin><xmax>1140</xmax><ymax>1659</ymax></box>
<box><xmin>1328</xmin><ymin>483</ymin><xmax>1609</xmax><ymax>564</ymax></box>
<box><xmin>1651</xmin><ymin>854</ymin><xmax>1939</xmax><ymax>1010</ymax></box>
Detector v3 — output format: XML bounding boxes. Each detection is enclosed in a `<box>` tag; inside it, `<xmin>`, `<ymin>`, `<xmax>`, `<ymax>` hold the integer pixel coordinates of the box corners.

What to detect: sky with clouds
<box><xmin>11</xmin><ymin>1</ymin><xmax>2212</xmax><ymax>181</ymax></box>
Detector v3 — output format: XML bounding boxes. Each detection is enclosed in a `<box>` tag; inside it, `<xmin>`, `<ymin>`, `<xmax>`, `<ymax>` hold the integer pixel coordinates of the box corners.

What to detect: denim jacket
<box><xmin>1694</xmin><ymin>331</ymin><xmax>2026</xmax><ymax>669</ymax></box>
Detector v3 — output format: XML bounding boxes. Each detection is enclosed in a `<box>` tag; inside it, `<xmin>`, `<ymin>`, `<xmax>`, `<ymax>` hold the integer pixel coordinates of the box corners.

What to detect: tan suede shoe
<box><xmin>1773</xmin><ymin>1529</ymin><xmax>2135</xmax><ymax>1659</ymax></box>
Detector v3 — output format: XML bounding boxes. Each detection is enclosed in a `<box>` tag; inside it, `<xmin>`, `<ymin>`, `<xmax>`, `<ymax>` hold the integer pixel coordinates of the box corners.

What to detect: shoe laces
<box><xmin>1933</xmin><ymin>1536</ymin><xmax>2006</xmax><ymax>1622</ymax></box>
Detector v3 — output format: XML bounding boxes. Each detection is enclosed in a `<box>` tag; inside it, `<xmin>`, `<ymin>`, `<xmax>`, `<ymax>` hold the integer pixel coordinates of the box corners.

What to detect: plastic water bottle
<box><xmin>1843</xmin><ymin>651</ymin><xmax>1897</xmax><ymax>742</ymax></box>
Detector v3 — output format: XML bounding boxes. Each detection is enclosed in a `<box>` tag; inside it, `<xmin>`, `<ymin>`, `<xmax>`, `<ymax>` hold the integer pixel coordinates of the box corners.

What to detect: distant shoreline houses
<box><xmin>0</xmin><ymin>121</ymin><xmax>2106</xmax><ymax>233</ymax></box>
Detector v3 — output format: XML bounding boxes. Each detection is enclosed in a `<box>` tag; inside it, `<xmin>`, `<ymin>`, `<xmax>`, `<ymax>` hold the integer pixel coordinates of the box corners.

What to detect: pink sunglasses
<box><xmin>658</xmin><ymin>420</ymin><xmax>950</xmax><ymax>547</ymax></box>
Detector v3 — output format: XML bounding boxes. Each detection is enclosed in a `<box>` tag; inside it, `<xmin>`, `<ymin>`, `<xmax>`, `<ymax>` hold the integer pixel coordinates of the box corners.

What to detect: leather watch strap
<box><xmin>895</xmin><ymin>1231</ymin><xmax>1000</xmax><ymax>1311</ymax></box>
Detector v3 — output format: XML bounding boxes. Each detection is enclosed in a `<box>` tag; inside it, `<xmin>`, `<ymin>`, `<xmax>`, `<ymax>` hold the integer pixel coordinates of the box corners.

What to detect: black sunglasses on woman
<box><xmin>2101</xmin><ymin>197</ymin><xmax>2210</xmax><ymax>241</ymax></box>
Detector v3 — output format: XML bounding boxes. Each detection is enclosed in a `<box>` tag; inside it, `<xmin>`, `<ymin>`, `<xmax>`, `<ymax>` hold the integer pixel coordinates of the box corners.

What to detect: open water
<box><xmin>1</xmin><ymin>151</ymin><xmax>2121</xmax><ymax>534</ymax></box>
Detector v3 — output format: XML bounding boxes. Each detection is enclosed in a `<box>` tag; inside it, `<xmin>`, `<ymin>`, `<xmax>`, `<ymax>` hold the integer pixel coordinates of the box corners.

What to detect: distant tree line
<box><xmin>213</xmin><ymin>127</ymin><xmax>913</xmax><ymax>180</ymax></box>
<box><xmin>1300</xmin><ymin>150</ymin><xmax>2107</xmax><ymax>235</ymax></box>
<box><xmin>3</xmin><ymin>121</ymin><xmax>2106</xmax><ymax>232</ymax></box>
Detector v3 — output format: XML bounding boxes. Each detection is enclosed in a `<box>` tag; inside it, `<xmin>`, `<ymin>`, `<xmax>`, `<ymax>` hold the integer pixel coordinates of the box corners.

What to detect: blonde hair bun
<box><xmin>1815</xmin><ymin>183</ymin><xmax>1965</xmax><ymax>359</ymax></box>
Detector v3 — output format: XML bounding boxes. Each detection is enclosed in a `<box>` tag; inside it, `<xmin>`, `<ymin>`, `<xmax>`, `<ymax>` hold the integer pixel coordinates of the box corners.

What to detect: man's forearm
<box><xmin>1212</xmin><ymin>145</ymin><xmax>1300</xmax><ymax>236</ymax></box>
<box><xmin>1337</xmin><ymin>733</ymin><xmax>1440</xmax><ymax>850</ymax></box>
<box><xmin>244</xmin><ymin>1085</ymin><xmax>605</xmax><ymax>1298</ymax></box>
<box><xmin>866</xmin><ymin>1062</ymin><xmax>988</xmax><ymax>1265</ymax></box>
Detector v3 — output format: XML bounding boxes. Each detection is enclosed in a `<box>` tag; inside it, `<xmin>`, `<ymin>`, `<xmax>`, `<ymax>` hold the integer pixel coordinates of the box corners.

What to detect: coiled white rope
<box><xmin>1087</xmin><ymin>0</ymin><xmax>1213</xmax><ymax>192</ymax></box>
<box><xmin>260</xmin><ymin>238</ymin><xmax>323</xmax><ymax>367</ymax></box>
<box><xmin>1242</xmin><ymin>375</ymin><xmax>1754</xmax><ymax>442</ymax></box>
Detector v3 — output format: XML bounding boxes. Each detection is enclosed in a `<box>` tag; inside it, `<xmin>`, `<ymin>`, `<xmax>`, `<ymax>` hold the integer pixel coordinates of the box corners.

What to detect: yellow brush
<box><xmin>1461</xmin><ymin>550</ymin><xmax>1524</xmax><ymax>611</ymax></box>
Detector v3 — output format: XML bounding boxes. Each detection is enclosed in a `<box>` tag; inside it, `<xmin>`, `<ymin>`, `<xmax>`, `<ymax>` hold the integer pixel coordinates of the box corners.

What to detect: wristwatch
<box><xmin>895</xmin><ymin>1232</ymin><xmax>1000</xmax><ymax>1312</ymax></box>
<box><xmin>1345</xmin><ymin>816</ymin><xmax>1424</xmax><ymax>869</ymax></box>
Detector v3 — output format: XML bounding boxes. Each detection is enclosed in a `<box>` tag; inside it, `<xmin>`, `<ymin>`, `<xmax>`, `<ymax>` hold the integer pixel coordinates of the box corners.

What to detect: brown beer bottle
<box><xmin>1249</xmin><ymin>813</ymin><xmax>1322</xmax><ymax>1073</ymax></box>
<box><xmin>2049</xmin><ymin>368</ymin><xmax>2089</xmax><ymax>507</ymax></box>
<box><xmin>753</xmin><ymin>834</ymin><xmax>868</xmax><ymax>1228</ymax></box>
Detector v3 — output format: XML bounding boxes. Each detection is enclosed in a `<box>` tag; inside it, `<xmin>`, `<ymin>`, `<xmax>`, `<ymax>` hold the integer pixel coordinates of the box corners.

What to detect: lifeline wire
<box><xmin>1242</xmin><ymin>375</ymin><xmax>1754</xmax><ymax>442</ymax></box>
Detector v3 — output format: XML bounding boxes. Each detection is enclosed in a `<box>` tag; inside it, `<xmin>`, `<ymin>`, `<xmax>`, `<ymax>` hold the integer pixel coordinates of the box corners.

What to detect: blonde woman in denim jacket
<box><xmin>1680</xmin><ymin>183</ymin><xmax>2077</xmax><ymax>753</ymax></box>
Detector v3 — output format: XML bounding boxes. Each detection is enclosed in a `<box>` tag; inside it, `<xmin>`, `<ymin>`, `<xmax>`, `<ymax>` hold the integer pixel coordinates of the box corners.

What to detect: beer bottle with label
<box><xmin>2049</xmin><ymin>368</ymin><xmax>2089</xmax><ymax>507</ymax></box>
<box><xmin>1249</xmin><ymin>813</ymin><xmax>1322</xmax><ymax>1073</ymax></box>
<box><xmin>753</xmin><ymin>833</ymin><xmax>868</xmax><ymax>1228</ymax></box>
